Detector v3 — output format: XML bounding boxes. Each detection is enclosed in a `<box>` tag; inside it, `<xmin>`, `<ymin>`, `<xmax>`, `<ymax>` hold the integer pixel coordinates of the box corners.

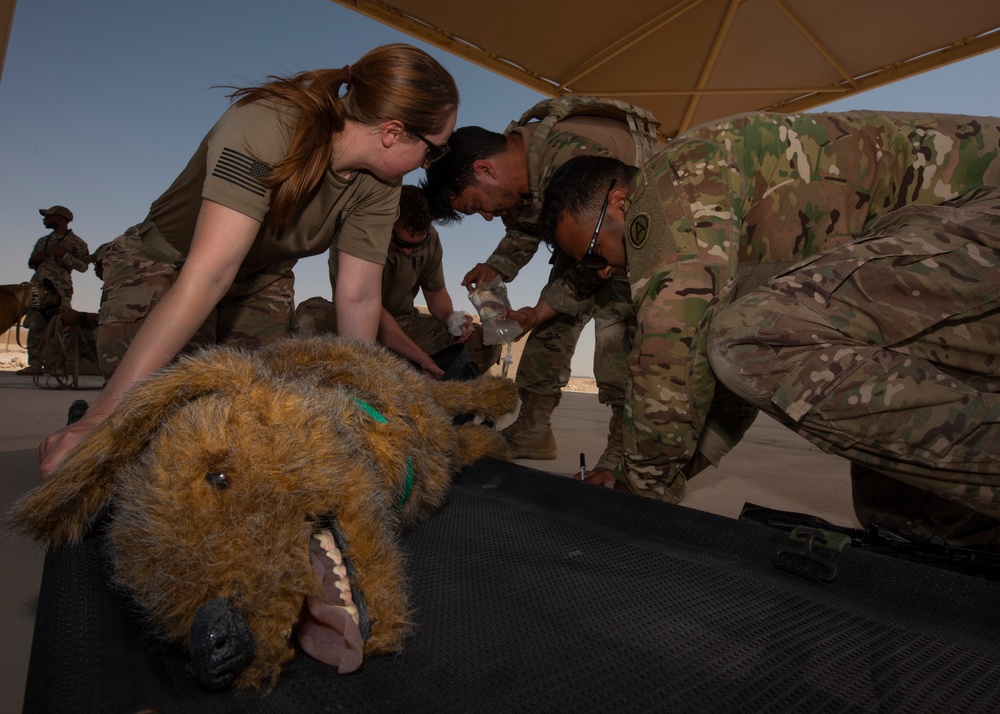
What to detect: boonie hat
<box><xmin>39</xmin><ymin>205</ymin><xmax>74</xmax><ymax>221</ymax></box>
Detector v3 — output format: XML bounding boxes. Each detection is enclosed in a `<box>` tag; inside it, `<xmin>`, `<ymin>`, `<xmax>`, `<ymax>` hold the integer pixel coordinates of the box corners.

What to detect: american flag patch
<box><xmin>212</xmin><ymin>148</ymin><xmax>271</xmax><ymax>197</ymax></box>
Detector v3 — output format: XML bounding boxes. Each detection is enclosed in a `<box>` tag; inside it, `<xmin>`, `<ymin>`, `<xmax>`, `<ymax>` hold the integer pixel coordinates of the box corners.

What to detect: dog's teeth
<box><xmin>333</xmin><ymin>577</ymin><xmax>354</xmax><ymax>599</ymax></box>
<box><xmin>314</xmin><ymin>532</ymin><xmax>336</xmax><ymax>551</ymax></box>
<box><xmin>314</xmin><ymin>527</ymin><xmax>359</xmax><ymax>624</ymax></box>
<box><xmin>345</xmin><ymin>604</ymin><xmax>359</xmax><ymax>624</ymax></box>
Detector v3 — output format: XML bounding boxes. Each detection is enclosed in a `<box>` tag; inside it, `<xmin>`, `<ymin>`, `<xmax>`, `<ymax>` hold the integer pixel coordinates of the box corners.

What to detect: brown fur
<box><xmin>8</xmin><ymin>336</ymin><xmax>517</xmax><ymax>688</ymax></box>
<box><xmin>1</xmin><ymin>283</ymin><xmax>53</xmax><ymax>334</ymax></box>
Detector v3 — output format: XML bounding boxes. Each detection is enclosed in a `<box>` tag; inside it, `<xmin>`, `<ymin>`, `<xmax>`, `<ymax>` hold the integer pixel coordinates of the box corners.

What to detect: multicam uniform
<box><xmin>620</xmin><ymin>111</ymin><xmax>1000</xmax><ymax>508</ymax></box>
<box><xmin>486</xmin><ymin>116</ymin><xmax>642</xmax><ymax>412</ymax></box>
<box><xmin>28</xmin><ymin>229</ymin><xmax>90</xmax><ymax>307</ymax></box>
<box><xmin>327</xmin><ymin>226</ymin><xmax>502</xmax><ymax>374</ymax></box>
<box><xmin>24</xmin><ymin>229</ymin><xmax>90</xmax><ymax>364</ymax></box>
<box><xmin>97</xmin><ymin>100</ymin><xmax>399</xmax><ymax>379</ymax></box>
<box><xmin>710</xmin><ymin>187</ymin><xmax>1000</xmax><ymax>542</ymax></box>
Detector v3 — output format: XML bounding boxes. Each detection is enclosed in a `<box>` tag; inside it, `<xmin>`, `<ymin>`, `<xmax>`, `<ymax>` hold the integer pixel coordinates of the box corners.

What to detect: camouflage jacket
<box><xmin>29</xmin><ymin>230</ymin><xmax>90</xmax><ymax>306</ymax></box>
<box><xmin>619</xmin><ymin>110</ymin><xmax>1000</xmax><ymax>502</ymax></box>
<box><xmin>485</xmin><ymin>115</ymin><xmax>649</xmax><ymax>313</ymax></box>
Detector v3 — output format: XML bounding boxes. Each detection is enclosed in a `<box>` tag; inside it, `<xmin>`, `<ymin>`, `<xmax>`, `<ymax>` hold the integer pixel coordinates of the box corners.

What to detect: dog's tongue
<box><xmin>298</xmin><ymin>531</ymin><xmax>364</xmax><ymax>673</ymax></box>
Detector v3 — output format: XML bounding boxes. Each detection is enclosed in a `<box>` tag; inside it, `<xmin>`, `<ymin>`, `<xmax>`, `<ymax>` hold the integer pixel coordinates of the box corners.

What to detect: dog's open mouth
<box><xmin>297</xmin><ymin>522</ymin><xmax>371</xmax><ymax>673</ymax></box>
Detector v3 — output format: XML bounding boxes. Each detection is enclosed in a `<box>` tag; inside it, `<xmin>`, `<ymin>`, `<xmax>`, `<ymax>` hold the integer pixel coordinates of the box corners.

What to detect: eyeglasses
<box><xmin>391</xmin><ymin>226</ymin><xmax>429</xmax><ymax>247</ymax></box>
<box><xmin>409</xmin><ymin>128</ymin><xmax>451</xmax><ymax>164</ymax></box>
<box><xmin>579</xmin><ymin>179</ymin><xmax>616</xmax><ymax>271</ymax></box>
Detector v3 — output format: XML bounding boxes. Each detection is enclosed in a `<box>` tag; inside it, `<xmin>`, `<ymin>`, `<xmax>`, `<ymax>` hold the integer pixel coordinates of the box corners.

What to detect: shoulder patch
<box><xmin>213</xmin><ymin>148</ymin><xmax>270</xmax><ymax>197</ymax></box>
<box><xmin>628</xmin><ymin>213</ymin><xmax>650</xmax><ymax>249</ymax></box>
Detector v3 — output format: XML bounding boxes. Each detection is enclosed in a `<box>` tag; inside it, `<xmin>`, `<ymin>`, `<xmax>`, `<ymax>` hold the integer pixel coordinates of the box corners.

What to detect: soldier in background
<box><xmin>17</xmin><ymin>205</ymin><xmax>90</xmax><ymax>375</ymax></box>
<box><xmin>299</xmin><ymin>186</ymin><xmax>501</xmax><ymax>376</ymax></box>
<box><xmin>540</xmin><ymin>111</ymin><xmax>1000</xmax><ymax>548</ymax></box>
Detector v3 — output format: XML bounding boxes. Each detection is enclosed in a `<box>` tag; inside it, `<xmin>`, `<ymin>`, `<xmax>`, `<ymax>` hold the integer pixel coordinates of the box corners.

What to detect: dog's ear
<box><xmin>7</xmin><ymin>348</ymin><xmax>264</xmax><ymax>548</ymax></box>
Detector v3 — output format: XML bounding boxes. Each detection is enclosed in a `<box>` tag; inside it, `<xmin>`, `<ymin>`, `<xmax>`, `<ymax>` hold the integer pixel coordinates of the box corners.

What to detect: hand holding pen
<box><xmin>575</xmin><ymin>453</ymin><xmax>627</xmax><ymax>491</ymax></box>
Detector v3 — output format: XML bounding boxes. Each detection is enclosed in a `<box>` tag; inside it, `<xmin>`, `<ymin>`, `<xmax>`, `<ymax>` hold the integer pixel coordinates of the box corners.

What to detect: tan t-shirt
<box><xmin>147</xmin><ymin>100</ymin><xmax>400</xmax><ymax>276</ymax></box>
<box><xmin>329</xmin><ymin>225</ymin><xmax>446</xmax><ymax>318</ymax></box>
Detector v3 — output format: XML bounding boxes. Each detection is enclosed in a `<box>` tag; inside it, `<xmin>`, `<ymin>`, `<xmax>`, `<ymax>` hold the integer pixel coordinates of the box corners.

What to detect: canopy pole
<box><xmin>678</xmin><ymin>0</ymin><xmax>741</xmax><ymax>135</ymax></box>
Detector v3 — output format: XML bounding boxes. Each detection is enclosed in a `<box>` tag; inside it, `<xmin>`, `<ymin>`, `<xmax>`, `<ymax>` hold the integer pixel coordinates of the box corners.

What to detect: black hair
<box><xmin>539</xmin><ymin>156</ymin><xmax>637</xmax><ymax>247</ymax></box>
<box><xmin>396</xmin><ymin>185</ymin><xmax>432</xmax><ymax>234</ymax></box>
<box><xmin>420</xmin><ymin>126</ymin><xmax>508</xmax><ymax>223</ymax></box>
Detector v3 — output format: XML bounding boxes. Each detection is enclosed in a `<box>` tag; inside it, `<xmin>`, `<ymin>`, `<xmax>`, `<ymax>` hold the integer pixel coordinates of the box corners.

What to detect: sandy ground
<box><xmin>562</xmin><ymin>376</ymin><xmax>598</xmax><ymax>393</ymax></box>
<box><xmin>1</xmin><ymin>327</ymin><xmax>28</xmax><ymax>369</ymax></box>
<box><xmin>0</xmin><ymin>350</ymin><xmax>28</xmax><ymax>371</ymax></box>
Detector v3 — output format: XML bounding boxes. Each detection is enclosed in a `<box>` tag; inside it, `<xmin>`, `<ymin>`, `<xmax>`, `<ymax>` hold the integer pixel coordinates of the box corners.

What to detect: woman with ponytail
<box><xmin>38</xmin><ymin>43</ymin><xmax>459</xmax><ymax>477</ymax></box>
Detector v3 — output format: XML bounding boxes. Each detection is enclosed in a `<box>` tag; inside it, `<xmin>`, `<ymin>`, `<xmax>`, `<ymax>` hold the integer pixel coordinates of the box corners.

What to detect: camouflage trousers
<box><xmin>708</xmin><ymin>188</ymin><xmax>1000</xmax><ymax>530</ymax></box>
<box><xmin>516</xmin><ymin>260</ymin><xmax>635</xmax><ymax>407</ymax></box>
<box><xmin>96</xmin><ymin>222</ymin><xmax>295</xmax><ymax>379</ymax></box>
<box><xmin>395</xmin><ymin>312</ymin><xmax>501</xmax><ymax>375</ymax></box>
<box><xmin>32</xmin><ymin>266</ymin><xmax>74</xmax><ymax>307</ymax></box>
<box><xmin>24</xmin><ymin>272</ymin><xmax>73</xmax><ymax>365</ymax></box>
<box><xmin>294</xmin><ymin>296</ymin><xmax>500</xmax><ymax>374</ymax></box>
<box><xmin>21</xmin><ymin>308</ymin><xmax>49</xmax><ymax>365</ymax></box>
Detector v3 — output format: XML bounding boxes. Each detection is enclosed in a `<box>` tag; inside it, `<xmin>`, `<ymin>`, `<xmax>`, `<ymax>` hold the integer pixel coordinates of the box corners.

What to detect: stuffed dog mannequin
<box><xmin>10</xmin><ymin>336</ymin><xmax>517</xmax><ymax>690</ymax></box>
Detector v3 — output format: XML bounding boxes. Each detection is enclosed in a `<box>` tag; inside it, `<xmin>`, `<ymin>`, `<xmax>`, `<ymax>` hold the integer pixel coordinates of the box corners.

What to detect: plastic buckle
<box><xmin>773</xmin><ymin>526</ymin><xmax>849</xmax><ymax>583</ymax></box>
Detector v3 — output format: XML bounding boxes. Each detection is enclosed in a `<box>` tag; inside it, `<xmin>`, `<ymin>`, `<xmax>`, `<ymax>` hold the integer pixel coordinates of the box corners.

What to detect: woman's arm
<box><xmin>376</xmin><ymin>308</ymin><xmax>444</xmax><ymax>377</ymax></box>
<box><xmin>333</xmin><ymin>250</ymin><xmax>384</xmax><ymax>340</ymax></box>
<box><xmin>38</xmin><ymin>200</ymin><xmax>261</xmax><ymax>477</ymax></box>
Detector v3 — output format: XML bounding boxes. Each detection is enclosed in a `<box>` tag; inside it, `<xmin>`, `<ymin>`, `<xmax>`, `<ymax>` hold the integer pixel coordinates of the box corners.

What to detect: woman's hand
<box><xmin>36</xmin><ymin>199</ymin><xmax>260</xmax><ymax>479</ymax></box>
<box><xmin>37</xmin><ymin>409</ymin><xmax>107</xmax><ymax>479</ymax></box>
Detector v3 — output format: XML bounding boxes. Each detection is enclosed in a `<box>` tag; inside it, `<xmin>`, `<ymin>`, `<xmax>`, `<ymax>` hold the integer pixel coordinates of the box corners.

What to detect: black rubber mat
<box><xmin>23</xmin><ymin>459</ymin><xmax>1000</xmax><ymax>713</ymax></box>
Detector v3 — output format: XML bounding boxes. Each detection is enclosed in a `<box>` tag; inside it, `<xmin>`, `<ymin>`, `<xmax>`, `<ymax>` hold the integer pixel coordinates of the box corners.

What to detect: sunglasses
<box><xmin>409</xmin><ymin>128</ymin><xmax>451</xmax><ymax>164</ymax></box>
<box><xmin>579</xmin><ymin>179</ymin><xmax>616</xmax><ymax>271</ymax></box>
<box><xmin>391</xmin><ymin>226</ymin><xmax>430</xmax><ymax>248</ymax></box>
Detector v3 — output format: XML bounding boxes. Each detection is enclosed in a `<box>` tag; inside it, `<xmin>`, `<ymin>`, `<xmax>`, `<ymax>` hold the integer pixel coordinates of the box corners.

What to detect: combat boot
<box><xmin>501</xmin><ymin>390</ymin><xmax>560</xmax><ymax>459</ymax></box>
<box><xmin>593</xmin><ymin>404</ymin><xmax>624</xmax><ymax>472</ymax></box>
<box><xmin>16</xmin><ymin>363</ymin><xmax>41</xmax><ymax>376</ymax></box>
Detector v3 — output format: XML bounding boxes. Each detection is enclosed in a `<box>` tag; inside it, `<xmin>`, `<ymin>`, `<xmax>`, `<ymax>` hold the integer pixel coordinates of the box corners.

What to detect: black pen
<box><xmin>579</xmin><ymin>453</ymin><xmax>587</xmax><ymax>481</ymax></box>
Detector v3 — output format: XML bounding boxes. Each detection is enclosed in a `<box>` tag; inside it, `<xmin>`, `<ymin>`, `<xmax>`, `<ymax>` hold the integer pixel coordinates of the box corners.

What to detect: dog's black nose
<box><xmin>189</xmin><ymin>597</ymin><xmax>255</xmax><ymax>690</ymax></box>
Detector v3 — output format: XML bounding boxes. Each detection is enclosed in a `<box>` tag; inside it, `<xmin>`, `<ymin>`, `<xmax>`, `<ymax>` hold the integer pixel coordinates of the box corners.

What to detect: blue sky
<box><xmin>2</xmin><ymin>0</ymin><xmax>998</xmax><ymax>377</ymax></box>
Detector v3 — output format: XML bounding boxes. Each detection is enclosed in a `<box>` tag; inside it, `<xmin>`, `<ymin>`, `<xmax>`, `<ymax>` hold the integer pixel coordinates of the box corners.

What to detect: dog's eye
<box><xmin>206</xmin><ymin>472</ymin><xmax>229</xmax><ymax>491</ymax></box>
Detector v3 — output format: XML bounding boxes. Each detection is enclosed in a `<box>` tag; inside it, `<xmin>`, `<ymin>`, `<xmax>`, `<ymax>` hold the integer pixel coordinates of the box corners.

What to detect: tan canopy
<box><xmin>332</xmin><ymin>0</ymin><xmax>1000</xmax><ymax>138</ymax></box>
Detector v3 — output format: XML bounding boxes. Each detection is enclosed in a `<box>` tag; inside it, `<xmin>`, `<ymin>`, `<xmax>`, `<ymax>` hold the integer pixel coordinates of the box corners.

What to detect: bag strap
<box><xmin>511</xmin><ymin>95</ymin><xmax>662</xmax><ymax>169</ymax></box>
